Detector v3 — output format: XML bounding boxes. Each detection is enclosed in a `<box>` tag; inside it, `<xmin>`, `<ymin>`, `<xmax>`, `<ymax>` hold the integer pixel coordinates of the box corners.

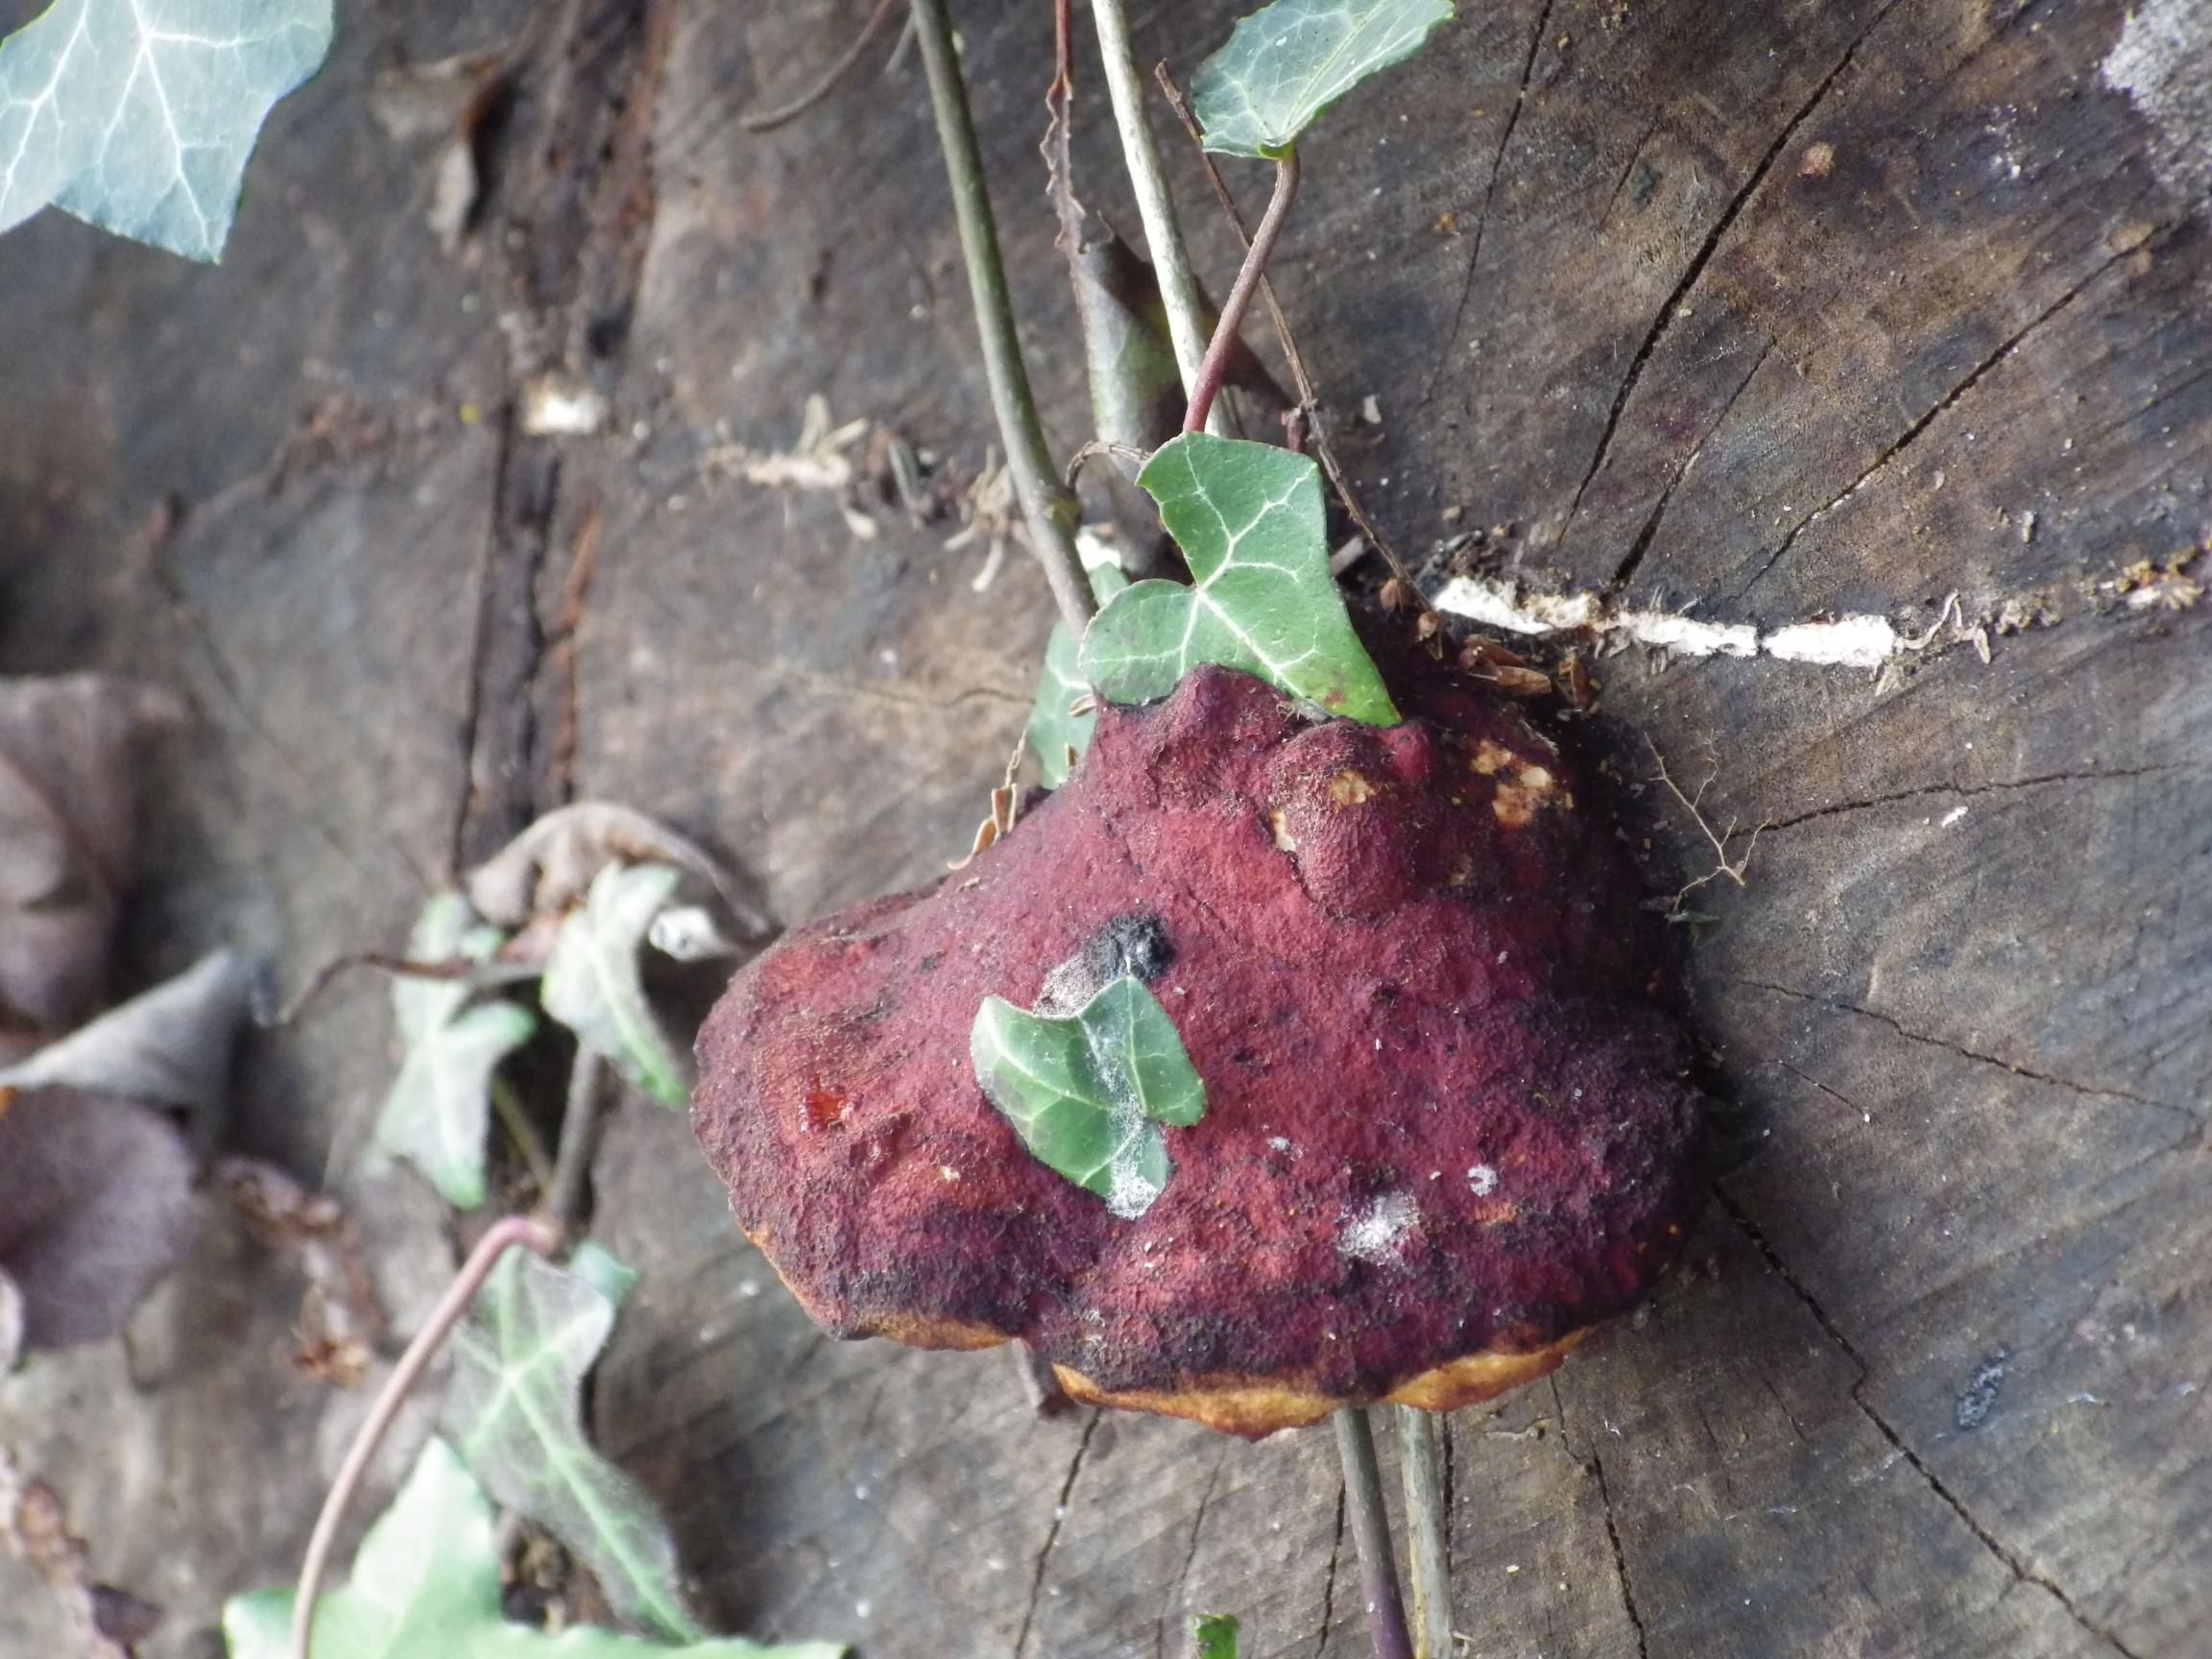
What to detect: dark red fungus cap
<box><xmin>692</xmin><ymin>654</ymin><xmax>1704</xmax><ymax>1436</ymax></box>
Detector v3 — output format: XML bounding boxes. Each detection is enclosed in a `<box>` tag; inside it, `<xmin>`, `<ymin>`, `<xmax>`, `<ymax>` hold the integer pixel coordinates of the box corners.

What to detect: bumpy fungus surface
<box><xmin>693</xmin><ymin>653</ymin><xmax>1704</xmax><ymax>1436</ymax></box>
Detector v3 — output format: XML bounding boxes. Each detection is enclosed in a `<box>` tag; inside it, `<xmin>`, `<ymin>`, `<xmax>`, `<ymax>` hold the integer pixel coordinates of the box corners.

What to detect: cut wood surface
<box><xmin>1</xmin><ymin>1</ymin><xmax>2205</xmax><ymax>1656</ymax></box>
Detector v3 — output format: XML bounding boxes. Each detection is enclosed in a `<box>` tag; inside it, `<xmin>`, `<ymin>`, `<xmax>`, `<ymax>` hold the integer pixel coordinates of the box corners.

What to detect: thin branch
<box><xmin>488</xmin><ymin>1075</ymin><xmax>558</xmax><ymax>1196</ymax></box>
<box><xmin>1183</xmin><ymin>149</ymin><xmax>1298</xmax><ymax>435</ymax></box>
<box><xmin>1088</xmin><ymin>0</ymin><xmax>1220</xmax><ymax>434</ymax></box>
<box><xmin>291</xmin><ymin>1215</ymin><xmax>559</xmax><ymax>1659</ymax></box>
<box><xmin>1155</xmin><ymin>65</ymin><xmax>1422</xmax><ymax>597</ymax></box>
<box><xmin>911</xmin><ymin>0</ymin><xmax>1094</xmax><ymax>640</ymax></box>
<box><xmin>541</xmin><ymin>1047</ymin><xmax>610</xmax><ymax>1239</ymax></box>
<box><xmin>1333</xmin><ymin>1407</ymin><xmax>1415</xmax><ymax>1659</ymax></box>
<box><xmin>1395</xmin><ymin>1407</ymin><xmax>1454</xmax><ymax>1659</ymax></box>
<box><xmin>260</xmin><ymin>952</ymin><xmax>541</xmax><ymax>1029</ymax></box>
<box><xmin>739</xmin><ymin>0</ymin><xmax>903</xmax><ymax>132</ymax></box>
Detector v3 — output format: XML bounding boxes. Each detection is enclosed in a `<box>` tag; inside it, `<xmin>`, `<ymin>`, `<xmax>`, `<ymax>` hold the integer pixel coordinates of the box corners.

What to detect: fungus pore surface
<box><xmin>693</xmin><ymin>652</ymin><xmax>1704</xmax><ymax>1436</ymax></box>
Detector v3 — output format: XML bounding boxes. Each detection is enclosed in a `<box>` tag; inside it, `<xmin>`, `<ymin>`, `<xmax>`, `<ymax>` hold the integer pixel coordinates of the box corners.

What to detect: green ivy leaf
<box><xmin>372</xmin><ymin>894</ymin><xmax>536</xmax><ymax>1211</ymax></box>
<box><xmin>971</xmin><ymin>974</ymin><xmax>1205</xmax><ymax>1218</ymax></box>
<box><xmin>222</xmin><ymin>1437</ymin><xmax>842</xmax><ymax>1659</ymax></box>
<box><xmin>1191</xmin><ymin>1614</ymin><xmax>1242</xmax><ymax>1659</ymax></box>
<box><xmin>1078</xmin><ymin>434</ymin><xmax>1399</xmax><ymax>726</ymax></box>
<box><xmin>1190</xmin><ymin>0</ymin><xmax>1454</xmax><ymax>159</ymax></box>
<box><xmin>1027</xmin><ymin>565</ymin><xmax>1129</xmax><ymax>787</ymax></box>
<box><xmin>0</xmin><ymin>0</ymin><xmax>334</xmax><ymax>261</ymax></box>
<box><xmin>444</xmin><ymin>1247</ymin><xmax>704</xmax><ymax>1643</ymax></box>
<box><xmin>542</xmin><ymin>862</ymin><xmax>690</xmax><ymax>1107</ymax></box>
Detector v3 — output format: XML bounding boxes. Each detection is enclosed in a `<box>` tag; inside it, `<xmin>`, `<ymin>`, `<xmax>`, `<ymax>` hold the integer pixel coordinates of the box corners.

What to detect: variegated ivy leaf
<box><xmin>542</xmin><ymin>862</ymin><xmax>690</xmax><ymax>1107</ymax></box>
<box><xmin>222</xmin><ymin>1435</ymin><xmax>842</xmax><ymax>1659</ymax></box>
<box><xmin>1190</xmin><ymin>0</ymin><xmax>1454</xmax><ymax>159</ymax></box>
<box><xmin>372</xmin><ymin>894</ymin><xmax>535</xmax><ymax>1211</ymax></box>
<box><xmin>1079</xmin><ymin>434</ymin><xmax>1399</xmax><ymax>726</ymax></box>
<box><xmin>971</xmin><ymin>974</ymin><xmax>1205</xmax><ymax>1219</ymax></box>
<box><xmin>442</xmin><ymin>1244</ymin><xmax>709</xmax><ymax>1643</ymax></box>
<box><xmin>0</xmin><ymin>0</ymin><xmax>334</xmax><ymax>261</ymax></box>
<box><xmin>1027</xmin><ymin>564</ymin><xmax>1129</xmax><ymax>788</ymax></box>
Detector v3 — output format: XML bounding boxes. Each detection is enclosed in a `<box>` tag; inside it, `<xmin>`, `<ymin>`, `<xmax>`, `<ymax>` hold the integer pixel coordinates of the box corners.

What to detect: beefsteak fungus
<box><xmin>692</xmin><ymin>650</ymin><xmax>1704</xmax><ymax>1436</ymax></box>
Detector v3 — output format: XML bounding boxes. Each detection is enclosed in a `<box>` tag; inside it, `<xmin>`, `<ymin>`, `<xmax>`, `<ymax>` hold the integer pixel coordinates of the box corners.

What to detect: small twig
<box><xmin>488</xmin><ymin>1076</ymin><xmax>558</xmax><ymax>1196</ymax></box>
<box><xmin>911</xmin><ymin>0</ymin><xmax>1094</xmax><ymax>641</ymax></box>
<box><xmin>1183</xmin><ymin>149</ymin><xmax>1298</xmax><ymax>436</ymax></box>
<box><xmin>290</xmin><ymin>1215</ymin><xmax>559</xmax><ymax>1659</ymax></box>
<box><xmin>1333</xmin><ymin>1407</ymin><xmax>1415</xmax><ymax>1659</ymax></box>
<box><xmin>1156</xmin><ymin>66</ymin><xmax>1422</xmax><ymax>598</ymax></box>
<box><xmin>541</xmin><ymin>1047</ymin><xmax>610</xmax><ymax>1240</ymax></box>
<box><xmin>1395</xmin><ymin>1407</ymin><xmax>1454</xmax><ymax>1659</ymax></box>
<box><xmin>739</xmin><ymin>0</ymin><xmax>903</xmax><ymax>132</ymax></box>
<box><xmin>1089</xmin><ymin>0</ymin><xmax>1218</xmax><ymax>433</ymax></box>
<box><xmin>260</xmin><ymin>952</ymin><xmax>541</xmax><ymax>1029</ymax></box>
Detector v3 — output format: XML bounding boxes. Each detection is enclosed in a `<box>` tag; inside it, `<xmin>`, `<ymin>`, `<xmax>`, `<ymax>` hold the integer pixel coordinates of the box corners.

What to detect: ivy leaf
<box><xmin>1190</xmin><ymin>0</ymin><xmax>1454</xmax><ymax>159</ymax></box>
<box><xmin>371</xmin><ymin>893</ymin><xmax>536</xmax><ymax>1211</ymax></box>
<box><xmin>541</xmin><ymin>862</ymin><xmax>690</xmax><ymax>1107</ymax></box>
<box><xmin>222</xmin><ymin>1436</ymin><xmax>843</xmax><ymax>1659</ymax></box>
<box><xmin>443</xmin><ymin>1245</ymin><xmax>711</xmax><ymax>1645</ymax></box>
<box><xmin>970</xmin><ymin>974</ymin><xmax>1205</xmax><ymax>1219</ymax></box>
<box><xmin>1079</xmin><ymin>434</ymin><xmax>1400</xmax><ymax>726</ymax></box>
<box><xmin>1191</xmin><ymin>1614</ymin><xmax>1242</xmax><ymax>1659</ymax></box>
<box><xmin>0</xmin><ymin>0</ymin><xmax>334</xmax><ymax>261</ymax></box>
<box><xmin>1027</xmin><ymin>565</ymin><xmax>1129</xmax><ymax>787</ymax></box>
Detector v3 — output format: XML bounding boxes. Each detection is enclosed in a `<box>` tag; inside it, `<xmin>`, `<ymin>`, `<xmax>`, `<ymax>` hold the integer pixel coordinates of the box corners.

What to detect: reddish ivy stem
<box><xmin>289</xmin><ymin>1215</ymin><xmax>559</xmax><ymax>1659</ymax></box>
<box><xmin>1182</xmin><ymin>148</ymin><xmax>1299</xmax><ymax>435</ymax></box>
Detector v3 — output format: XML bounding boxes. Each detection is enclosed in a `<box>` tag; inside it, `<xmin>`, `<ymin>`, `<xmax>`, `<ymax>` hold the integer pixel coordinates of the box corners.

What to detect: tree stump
<box><xmin>0</xmin><ymin>1</ymin><xmax>2203</xmax><ymax>1655</ymax></box>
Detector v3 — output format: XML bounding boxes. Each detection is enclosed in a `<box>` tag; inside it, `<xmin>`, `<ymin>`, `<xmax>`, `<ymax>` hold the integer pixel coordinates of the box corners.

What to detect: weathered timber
<box><xmin>0</xmin><ymin>0</ymin><xmax>2205</xmax><ymax>1656</ymax></box>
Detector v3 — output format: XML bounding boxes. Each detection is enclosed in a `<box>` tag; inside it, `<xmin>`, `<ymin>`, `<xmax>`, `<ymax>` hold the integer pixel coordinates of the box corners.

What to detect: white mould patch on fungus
<box><xmin>1468</xmin><ymin>1164</ymin><xmax>1501</xmax><ymax>1197</ymax></box>
<box><xmin>1339</xmin><ymin>1191</ymin><xmax>1420</xmax><ymax>1264</ymax></box>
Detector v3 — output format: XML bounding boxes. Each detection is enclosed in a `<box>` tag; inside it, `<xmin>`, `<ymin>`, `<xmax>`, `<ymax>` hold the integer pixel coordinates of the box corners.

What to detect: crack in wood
<box><xmin>1156</xmin><ymin>1445</ymin><xmax>1230</xmax><ymax>1659</ymax></box>
<box><xmin>453</xmin><ymin>0</ymin><xmax>677</xmax><ymax>871</ymax></box>
<box><xmin>1713</xmin><ymin>1189</ymin><xmax>2150</xmax><ymax>1659</ymax></box>
<box><xmin>1732</xmin><ymin>235</ymin><xmax>2158</xmax><ymax>601</ymax></box>
<box><xmin>1610</xmin><ymin>338</ymin><xmax>1774</xmax><ymax>589</ymax></box>
<box><xmin>1013</xmin><ymin>1409</ymin><xmax>1101</xmax><ymax>1658</ymax></box>
<box><xmin>1554</xmin><ymin>0</ymin><xmax>1910</xmax><ymax>556</ymax></box>
<box><xmin>1759</xmin><ymin>762</ymin><xmax>2189</xmax><ymax>832</ymax></box>
<box><xmin>1414</xmin><ymin>0</ymin><xmax>1555</xmax><ymax>421</ymax></box>
<box><xmin>1311</xmin><ymin>1478</ymin><xmax>1347</xmax><ymax>1659</ymax></box>
<box><xmin>1551</xmin><ymin>1377</ymin><xmax>1648</xmax><ymax>1658</ymax></box>
<box><xmin>1723</xmin><ymin>974</ymin><xmax>2203</xmax><ymax>1128</ymax></box>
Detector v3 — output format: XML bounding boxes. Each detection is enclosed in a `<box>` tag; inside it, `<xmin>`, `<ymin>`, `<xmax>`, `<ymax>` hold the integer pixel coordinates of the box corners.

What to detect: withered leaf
<box><xmin>0</xmin><ymin>676</ymin><xmax>182</xmax><ymax>1029</ymax></box>
<box><xmin>0</xmin><ymin>1089</ymin><xmax>193</xmax><ymax>1350</ymax></box>
<box><xmin>0</xmin><ymin>950</ymin><xmax>255</xmax><ymax>1116</ymax></box>
<box><xmin>467</xmin><ymin>803</ymin><xmax>769</xmax><ymax>940</ymax></box>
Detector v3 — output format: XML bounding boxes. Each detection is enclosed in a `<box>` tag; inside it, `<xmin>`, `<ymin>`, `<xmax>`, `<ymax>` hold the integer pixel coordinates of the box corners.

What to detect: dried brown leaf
<box><xmin>0</xmin><ymin>1090</ymin><xmax>193</xmax><ymax>1351</ymax></box>
<box><xmin>0</xmin><ymin>677</ymin><xmax>183</xmax><ymax>1029</ymax></box>
<box><xmin>466</xmin><ymin>802</ymin><xmax>770</xmax><ymax>939</ymax></box>
<box><xmin>0</xmin><ymin>951</ymin><xmax>254</xmax><ymax>1116</ymax></box>
<box><xmin>215</xmin><ymin>1156</ymin><xmax>385</xmax><ymax>1386</ymax></box>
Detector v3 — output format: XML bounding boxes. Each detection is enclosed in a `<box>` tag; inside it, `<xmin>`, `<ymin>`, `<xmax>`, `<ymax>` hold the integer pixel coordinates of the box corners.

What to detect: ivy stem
<box><xmin>910</xmin><ymin>0</ymin><xmax>1094</xmax><ymax>640</ymax></box>
<box><xmin>289</xmin><ymin>1214</ymin><xmax>560</xmax><ymax>1659</ymax></box>
<box><xmin>1333</xmin><ymin>1407</ymin><xmax>1415</xmax><ymax>1659</ymax></box>
<box><xmin>541</xmin><ymin>1046</ymin><xmax>609</xmax><ymax>1239</ymax></box>
<box><xmin>1396</xmin><ymin>1407</ymin><xmax>1455</xmax><ymax>1658</ymax></box>
<box><xmin>1183</xmin><ymin>149</ymin><xmax>1298</xmax><ymax>435</ymax></box>
<box><xmin>1154</xmin><ymin>64</ymin><xmax>1425</xmax><ymax>601</ymax></box>
<box><xmin>1087</xmin><ymin>0</ymin><xmax>1220</xmax><ymax>435</ymax></box>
